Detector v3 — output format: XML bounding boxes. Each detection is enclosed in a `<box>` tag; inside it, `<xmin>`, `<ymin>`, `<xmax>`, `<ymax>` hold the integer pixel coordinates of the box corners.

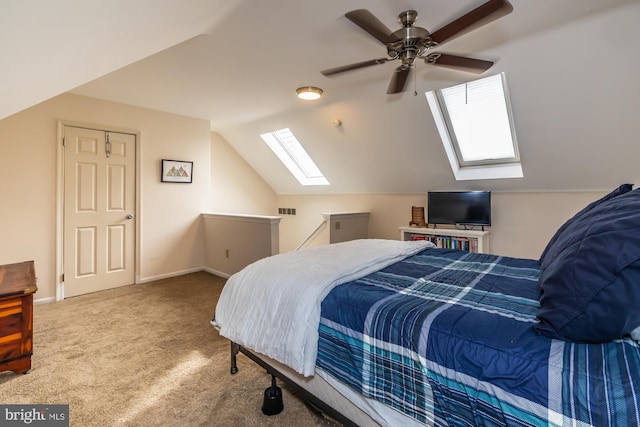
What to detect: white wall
<box><xmin>0</xmin><ymin>93</ymin><xmax>212</xmax><ymax>300</ymax></box>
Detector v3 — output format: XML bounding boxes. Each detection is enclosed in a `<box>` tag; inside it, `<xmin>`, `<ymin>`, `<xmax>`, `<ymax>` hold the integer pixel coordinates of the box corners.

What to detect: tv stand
<box><xmin>399</xmin><ymin>226</ymin><xmax>490</xmax><ymax>253</ymax></box>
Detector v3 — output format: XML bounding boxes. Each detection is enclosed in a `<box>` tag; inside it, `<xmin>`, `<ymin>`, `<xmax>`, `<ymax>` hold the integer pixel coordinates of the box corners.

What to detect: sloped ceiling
<box><xmin>3</xmin><ymin>0</ymin><xmax>639</xmax><ymax>194</ymax></box>
<box><xmin>0</xmin><ymin>0</ymin><xmax>236</xmax><ymax>121</ymax></box>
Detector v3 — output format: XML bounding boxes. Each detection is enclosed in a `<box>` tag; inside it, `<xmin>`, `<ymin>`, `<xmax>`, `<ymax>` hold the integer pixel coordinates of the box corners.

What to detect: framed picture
<box><xmin>161</xmin><ymin>159</ymin><xmax>193</xmax><ymax>183</ymax></box>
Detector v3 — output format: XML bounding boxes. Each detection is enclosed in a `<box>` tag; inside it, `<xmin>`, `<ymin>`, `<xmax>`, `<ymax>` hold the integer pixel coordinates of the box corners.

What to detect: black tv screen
<box><xmin>427</xmin><ymin>191</ymin><xmax>491</xmax><ymax>226</ymax></box>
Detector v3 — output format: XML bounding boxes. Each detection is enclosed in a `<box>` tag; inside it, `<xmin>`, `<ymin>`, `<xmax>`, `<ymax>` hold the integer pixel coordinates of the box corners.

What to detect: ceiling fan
<box><xmin>321</xmin><ymin>0</ymin><xmax>513</xmax><ymax>94</ymax></box>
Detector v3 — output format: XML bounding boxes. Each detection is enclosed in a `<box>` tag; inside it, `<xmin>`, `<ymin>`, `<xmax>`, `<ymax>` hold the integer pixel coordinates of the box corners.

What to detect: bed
<box><xmin>212</xmin><ymin>185</ymin><xmax>640</xmax><ymax>426</ymax></box>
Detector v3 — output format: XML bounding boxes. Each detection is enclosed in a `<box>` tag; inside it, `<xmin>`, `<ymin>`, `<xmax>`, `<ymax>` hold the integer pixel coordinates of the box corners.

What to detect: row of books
<box><xmin>410</xmin><ymin>234</ymin><xmax>478</xmax><ymax>253</ymax></box>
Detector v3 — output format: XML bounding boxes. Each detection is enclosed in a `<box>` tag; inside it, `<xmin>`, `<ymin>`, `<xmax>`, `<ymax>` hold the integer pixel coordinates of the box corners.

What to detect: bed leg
<box><xmin>230</xmin><ymin>342</ymin><xmax>239</xmax><ymax>374</ymax></box>
<box><xmin>262</xmin><ymin>375</ymin><xmax>284</xmax><ymax>416</ymax></box>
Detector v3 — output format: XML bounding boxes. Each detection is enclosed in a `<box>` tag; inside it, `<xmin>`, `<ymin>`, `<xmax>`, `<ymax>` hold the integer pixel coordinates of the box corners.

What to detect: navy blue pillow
<box><xmin>539</xmin><ymin>183</ymin><xmax>633</xmax><ymax>269</ymax></box>
<box><xmin>535</xmin><ymin>188</ymin><xmax>640</xmax><ymax>343</ymax></box>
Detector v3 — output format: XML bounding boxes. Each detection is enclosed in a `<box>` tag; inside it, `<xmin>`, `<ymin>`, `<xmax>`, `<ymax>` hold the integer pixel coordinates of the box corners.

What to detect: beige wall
<box><xmin>202</xmin><ymin>213</ymin><xmax>280</xmax><ymax>277</ymax></box>
<box><xmin>209</xmin><ymin>132</ymin><xmax>276</xmax><ymax>215</ymax></box>
<box><xmin>0</xmin><ymin>93</ymin><xmax>213</xmax><ymax>300</ymax></box>
<box><xmin>276</xmin><ymin>191</ymin><xmax>607</xmax><ymax>259</ymax></box>
<box><xmin>0</xmin><ymin>93</ymin><xmax>278</xmax><ymax>302</ymax></box>
<box><xmin>0</xmin><ymin>90</ymin><xmax>614</xmax><ymax>302</ymax></box>
<box><xmin>489</xmin><ymin>192</ymin><xmax>602</xmax><ymax>258</ymax></box>
<box><xmin>275</xmin><ymin>194</ymin><xmax>427</xmax><ymax>252</ymax></box>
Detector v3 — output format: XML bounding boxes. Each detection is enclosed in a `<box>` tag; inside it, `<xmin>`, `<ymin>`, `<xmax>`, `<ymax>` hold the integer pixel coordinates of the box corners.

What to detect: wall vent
<box><xmin>278</xmin><ymin>208</ymin><xmax>296</xmax><ymax>215</ymax></box>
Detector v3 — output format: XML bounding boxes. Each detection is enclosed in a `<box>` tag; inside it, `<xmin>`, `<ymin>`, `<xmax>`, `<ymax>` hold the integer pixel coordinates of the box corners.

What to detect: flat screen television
<box><xmin>427</xmin><ymin>191</ymin><xmax>491</xmax><ymax>226</ymax></box>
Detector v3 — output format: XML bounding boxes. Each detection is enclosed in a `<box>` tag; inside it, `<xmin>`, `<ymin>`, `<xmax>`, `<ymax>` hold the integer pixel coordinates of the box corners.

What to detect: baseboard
<box><xmin>202</xmin><ymin>266</ymin><xmax>230</xmax><ymax>279</ymax></box>
<box><xmin>137</xmin><ymin>266</ymin><xmax>206</xmax><ymax>284</ymax></box>
<box><xmin>36</xmin><ymin>267</ymin><xmax>228</xmax><ymax>304</ymax></box>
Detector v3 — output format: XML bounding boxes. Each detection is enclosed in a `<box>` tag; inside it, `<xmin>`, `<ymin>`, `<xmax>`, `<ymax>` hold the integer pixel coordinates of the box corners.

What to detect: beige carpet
<box><xmin>0</xmin><ymin>271</ymin><xmax>336</xmax><ymax>426</ymax></box>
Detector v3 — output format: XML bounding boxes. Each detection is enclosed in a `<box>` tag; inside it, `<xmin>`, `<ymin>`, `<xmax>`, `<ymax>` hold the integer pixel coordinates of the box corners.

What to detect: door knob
<box><xmin>126</xmin><ymin>214</ymin><xmax>134</xmax><ymax>220</ymax></box>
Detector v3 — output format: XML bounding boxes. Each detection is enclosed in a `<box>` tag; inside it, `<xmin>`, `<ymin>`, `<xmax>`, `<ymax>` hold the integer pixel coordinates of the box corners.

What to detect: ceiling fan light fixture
<box><xmin>296</xmin><ymin>86</ymin><xmax>323</xmax><ymax>100</ymax></box>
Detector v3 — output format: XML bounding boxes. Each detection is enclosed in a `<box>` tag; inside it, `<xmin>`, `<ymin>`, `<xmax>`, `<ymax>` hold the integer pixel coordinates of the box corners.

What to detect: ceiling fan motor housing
<box><xmin>388</xmin><ymin>10</ymin><xmax>434</xmax><ymax>64</ymax></box>
<box><xmin>389</xmin><ymin>27</ymin><xmax>431</xmax><ymax>63</ymax></box>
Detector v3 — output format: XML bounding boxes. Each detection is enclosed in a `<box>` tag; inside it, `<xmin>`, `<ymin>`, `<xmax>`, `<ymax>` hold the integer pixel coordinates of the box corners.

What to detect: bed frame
<box><xmin>230</xmin><ymin>342</ymin><xmax>361</xmax><ymax>426</ymax></box>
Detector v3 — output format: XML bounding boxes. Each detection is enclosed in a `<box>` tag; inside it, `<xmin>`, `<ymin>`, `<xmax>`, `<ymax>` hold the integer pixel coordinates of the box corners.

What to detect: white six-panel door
<box><xmin>63</xmin><ymin>126</ymin><xmax>136</xmax><ymax>298</ymax></box>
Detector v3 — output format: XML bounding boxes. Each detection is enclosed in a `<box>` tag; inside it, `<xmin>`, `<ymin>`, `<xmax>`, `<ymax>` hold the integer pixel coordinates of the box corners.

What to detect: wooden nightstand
<box><xmin>0</xmin><ymin>261</ymin><xmax>37</xmax><ymax>374</ymax></box>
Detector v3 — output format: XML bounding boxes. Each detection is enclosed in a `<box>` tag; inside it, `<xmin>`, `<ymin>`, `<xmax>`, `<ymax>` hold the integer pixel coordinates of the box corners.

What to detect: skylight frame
<box><xmin>437</xmin><ymin>73</ymin><xmax>519</xmax><ymax>166</ymax></box>
<box><xmin>260</xmin><ymin>128</ymin><xmax>329</xmax><ymax>186</ymax></box>
<box><xmin>426</xmin><ymin>72</ymin><xmax>523</xmax><ymax>181</ymax></box>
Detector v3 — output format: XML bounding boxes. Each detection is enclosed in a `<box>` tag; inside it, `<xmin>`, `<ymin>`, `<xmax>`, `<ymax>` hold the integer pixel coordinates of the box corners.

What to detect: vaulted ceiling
<box><xmin>2</xmin><ymin>0</ymin><xmax>639</xmax><ymax>194</ymax></box>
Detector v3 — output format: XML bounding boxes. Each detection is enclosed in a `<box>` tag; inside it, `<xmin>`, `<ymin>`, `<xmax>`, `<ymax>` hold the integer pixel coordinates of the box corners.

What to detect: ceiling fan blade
<box><xmin>426</xmin><ymin>53</ymin><xmax>493</xmax><ymax>74</ymax></box>
<box><xmin>387</xmin><ymin>66</ymin><xmax>412</xmax><ymax>94</ymax></box>
<box><xmin>345</xmin><ymin>9</ymin><xmax>398</xmax><ymax>45</ymax></box>
<box><xmin>429</xmin><ymin>0</ymin><xmax>513</xmax><ymax>45</ymax></box>
<box><xmin>321</xmin><ymin>58</ymin><xmax>388</xmax><ymax>76</ymax></box>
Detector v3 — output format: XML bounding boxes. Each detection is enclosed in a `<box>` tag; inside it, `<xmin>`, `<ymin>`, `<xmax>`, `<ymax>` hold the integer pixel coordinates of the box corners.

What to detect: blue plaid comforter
<box><xmin>318</xmin><ymin>248</ymin><xmax>640</xmax><ymax>426</ymax></box>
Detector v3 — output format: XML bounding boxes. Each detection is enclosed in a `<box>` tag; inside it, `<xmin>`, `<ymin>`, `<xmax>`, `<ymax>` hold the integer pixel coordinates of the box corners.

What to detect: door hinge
<box><xmin>61</xmin><ymin>273</ymin><xmax>65</xmax><ymax>282</ymax></box>
<box><xmin>62</xmin><ymin>137</ymin><xmax>66</xmax><ymax>147</ymax></box>
<box><xmin>105</xmin><ymin>131</ymin><xmax>111</xmax><ymax>158</ymax></box>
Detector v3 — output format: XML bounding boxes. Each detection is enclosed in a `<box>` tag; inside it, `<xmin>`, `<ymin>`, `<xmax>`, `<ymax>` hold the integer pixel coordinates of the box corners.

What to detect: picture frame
<box><xmin>161</xmin><ymin>159</ymin><xmax>193</xmax><ymax>183</ymax></box>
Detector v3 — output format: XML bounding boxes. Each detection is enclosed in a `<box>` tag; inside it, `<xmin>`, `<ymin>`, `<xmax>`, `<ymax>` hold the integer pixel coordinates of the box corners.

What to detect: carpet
<box><xmin>0</xmin><ymin>271</ymin><xmax>335</xmax><ymax>426</ymax></box>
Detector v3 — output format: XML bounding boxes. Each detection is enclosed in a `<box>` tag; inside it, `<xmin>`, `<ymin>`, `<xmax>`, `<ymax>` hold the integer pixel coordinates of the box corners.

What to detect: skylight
<box><xmin>426</xmin><ymin>72</ymin><xmax>523</xmax><ymax>180</ymax></box>
<box><xmin>260</xmin><ymin>128</ymin><xmax>329</xmax><ymax>186</ymax></box>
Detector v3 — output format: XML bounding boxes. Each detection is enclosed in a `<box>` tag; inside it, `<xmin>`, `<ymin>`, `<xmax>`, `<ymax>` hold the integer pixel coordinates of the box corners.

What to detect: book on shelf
<box><xmin>404</xmin><ymin>230</ymin><xmax>481</xmax><ymax>253</ymax></box>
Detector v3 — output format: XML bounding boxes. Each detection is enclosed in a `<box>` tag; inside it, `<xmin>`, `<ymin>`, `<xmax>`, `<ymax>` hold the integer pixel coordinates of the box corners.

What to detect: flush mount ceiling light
<box><xmin>296</xmin><ymin>86</ymin><xmax>323</xmax><ymax>100</ymax></box>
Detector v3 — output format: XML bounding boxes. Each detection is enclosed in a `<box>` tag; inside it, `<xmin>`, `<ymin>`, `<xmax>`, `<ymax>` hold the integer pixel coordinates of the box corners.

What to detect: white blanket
<box><xmin>213</xmin><ymin>238</ymin><xmax>433</xmax><ymax>376</ymax></box>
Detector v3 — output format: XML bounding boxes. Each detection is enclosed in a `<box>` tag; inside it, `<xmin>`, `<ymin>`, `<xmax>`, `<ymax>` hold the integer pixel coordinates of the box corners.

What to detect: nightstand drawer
<box><xmin>0</xmin><ymin>298</ymin><xmax>23</xmax><ymax>314</ymax></box>
<box><xmin>0</xmin><ymin>311</ymin><xmax>23</xmax><ymax>336</ymax></box>
<box><xmin>0</xmin><ymin>337</ymin><xmax>23</xmax><ymax>361</ymax></box>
